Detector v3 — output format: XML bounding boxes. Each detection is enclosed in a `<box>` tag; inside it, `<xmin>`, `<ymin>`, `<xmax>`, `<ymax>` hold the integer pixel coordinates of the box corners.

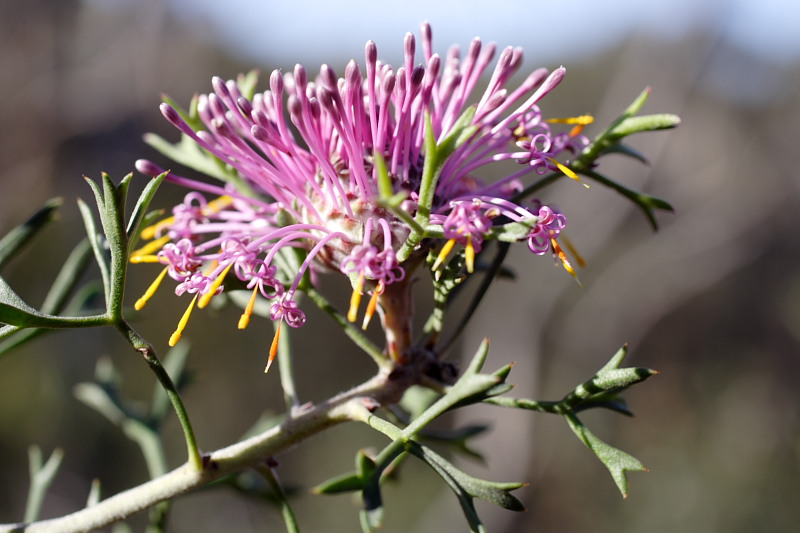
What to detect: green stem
<box><xmin>275</xmin><ymin>320</ymin><xmax>301</xmax><ymax>411</ymax></box>
<box><xmin>24</xmin><ymin>447</ymin><xmax>64</xmax><ymax>523</ymax></box>
<box><xmin>115</xmin><ymin>322</ymin><xmax>202</xmax><ymax>471</ymax></box>
<box><xmin>437</xmin><ymin>242</ymin><xmax>510</xmax><ymax>355</ymax></box>
<box><xmin>4</xmin><ymin>372</ymin><xmax>396</xmax><ymax>533</ymax></box>
<box><xmin>255</xmin><ymin>463</ymin><xmax>300</xmax><ymax>533</ymax></box>
<box><xmin>304</xmin><ymin>288</ymin><xmax>388</xmax><ymax>369</ymax></box>
<box><xmin>512</xmin><ymin>171</ymin><xmax>562</xmax><ymax>202</ymax></box>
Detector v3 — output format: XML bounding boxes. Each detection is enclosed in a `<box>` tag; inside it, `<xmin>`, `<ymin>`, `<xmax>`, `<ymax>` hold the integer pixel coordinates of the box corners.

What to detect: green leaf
<box><xmin>0</xmin><ymin>275</ymin><xmax>106</xmax><ymax>329</ymax></box>
<box><xmin>314</xmin><ymin>472</ymin><xmax>366</xmax><ymax>495</ymax></box>
<box><xmin>254</xmin><ymin>463</ymin><xmax>301</xmax><ymax>533</ymax></box>
<box><xmin>0</xmin><ymin>198</ymin><xmax>62</xmax><ymax>269</ymax></box>
<box><xmin>582</xmin><ymin>169</ymin><xmax>674</xmax><ymax>231</ymax></box>
<box><xmin>436</xmin><ymin>105</ymin><xmax>478</xmax><ymax>159</ymax></box>
<box><xmin>374</xmin><ymin>151</ymin><xmax>393</xmax><ymax>200</ymax></box>
<box><xmin>417</xmin><ymin>424</ymin><xmax>489</xmax><ymax>461</ymax></box>
<box><xmin>126</xmin><ymin>171</ymin><xmax>167</xmax><ymax>249</ymax></box>
<box><xmin>563</xmin><ymin>412</ymin><xmax>646</xmax><ymax>497</ymax></box>
<box><xmin>25</xmin><ymin>446</ymin><xmax>65</xmax><ymax>523</ymax></box>
<box><xmin>0</xmin><ymin>240</ymin><xmax>96</xmax><ymax>354</ymax></box>
<box><xmin>236</xmin><ymin>70</ymin><xmax>260</xmax><ymax>101</ymax></box>
<box><xmin>313</xmin><ymin>448</ymin><xmax>377</xmax><ymax>495</ymax></box>
<box><xmin>601</xmin><ymin>143</ymin><xmax>649</xmax><ymax>164</ymax></box>
<box><xmin>407</xmin><ymin>441</ymin><xmax>524</xmax><ymax>532</ymax></box>
<box><xmin>359</xmin><ymin>476</ymin><xmax>384</xmax><ymax>532</ymax></box>
<box><xmin>607</xmin><ymin>113</ymin><xmax>681</xmax><ymax>139</ymax></box>
<box><xmin>39</xmin><ymin>239</ymin><xmax>94</xmax><ymax>315</ymax></box>
<box><xmin>410</xmin><ymin>441</ymin><xmax>525</xmax><ymax>510</ymax></box>
<box><xmin>77</xmin><ymin>197</ymin><xmax>111</xmax><ymax>301</ymax></box>
<box><xmin>144</xmin><ymin>132</ymin><xmax>234</xmax><ymax>183</ymax></box>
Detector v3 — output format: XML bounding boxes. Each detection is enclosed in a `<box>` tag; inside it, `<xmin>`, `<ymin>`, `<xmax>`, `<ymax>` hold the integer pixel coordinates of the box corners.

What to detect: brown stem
<box><xmin>378</xmin><ymin>274</ymin><xmax>414</xmax><ymax>365</ymax></box>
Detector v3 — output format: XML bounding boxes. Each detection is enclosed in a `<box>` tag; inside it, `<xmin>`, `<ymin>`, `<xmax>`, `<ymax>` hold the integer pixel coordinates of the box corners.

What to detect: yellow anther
<box><xmin>546</xmin><ymin>115</ymin><xmax>595</xmax><ymax>125</ymax></box>
<box><xmin>361</xmin><ymin>281</ymin><xmax>383</xmax><ymax>331</ymax></box>
<box><xmin>206</xmin><ymin>195</ymin><xmax>233</xmax><ymax>213</ymax></box>
<box><xmin>551</xmin><ymin>238</ymin><xmax>580</xmax><ymax>283</ymax></box>
<box><xmin>238</xmin><ymin>286</ymin><xmax>260</xmax><ymax>330</ymax></box>
<box><xmin>135</xmin><ymin>267</ymin><xmax>169</xmax><ymax>311</ymax></box>
<box><xmin>129</xmin><ymin>255</ymin><xmax>161</xmax><ymax>264</ymax></box>
<box><xmin>266</xmin><ymin>321</ymin><xmax>281</xmax><ymax>373</ymax></box>
<box><xmin>197</xmin><ymin>263</ymin><xmax>233</xmax><ymax>309</ymax></box>
<box><xmin>560</xmin><ymin>234</ymin><xmax>586</xmax><ymax>268</ymax></box>
<box><xmin>432</xmin><ymin>238</ymin><xmax>457</xmax><ymax>272</ymax></box>
<box><xmin>140</xmin><ymin>217</ymin><xmax>174</xmax><ymax>241</ymax></box>
<box><xmin>139</xmin><ymin>196</ymin><xmax>231</xmax><ymax>241</ymax></box>
<box><xmin>465</xmin><ymin>235</ymin><xmax>476</xmax><ymax>274</ymax></box>
<box><xmin>547</xmin><ymin>115</ymin><xmax>594</xmax><ymax>138</ymax></box>
<box><xmin>169</xmin><ymin>294</ymin><xmax>198</xmax><ymax>347</ymax></box>
<box><xmin>347</xmin><ymin>273</ymin><xmax>365</xmax><ymax>323</ymax></box>
<box><xmin>130</xmin><ymin>235</ymin><xmax>170</xmax><ymax>260</ymax></box>
<box><xmin>547</xmin><ymin>157</ymin><xmax>589</xmax><ymax>189</ymax></box>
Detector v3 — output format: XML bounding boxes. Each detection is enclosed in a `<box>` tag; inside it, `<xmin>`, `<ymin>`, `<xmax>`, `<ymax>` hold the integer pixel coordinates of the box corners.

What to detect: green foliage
<box><xmin>488</xmin><ymin>345</ymin><xmax>656</xmax><ymax>496</ymax></box>
<box><xmin>0</xmin><ymin>83</ymin><xmax>676</xmax><ymax>532</ymax></box>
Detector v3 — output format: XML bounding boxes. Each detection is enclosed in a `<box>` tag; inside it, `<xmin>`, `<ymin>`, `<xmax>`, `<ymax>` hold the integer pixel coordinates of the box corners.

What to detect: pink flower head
<box><xmin>132</xmin><ymin>23</ymin><xmax>588</xmax><ymax>352</ymax></box>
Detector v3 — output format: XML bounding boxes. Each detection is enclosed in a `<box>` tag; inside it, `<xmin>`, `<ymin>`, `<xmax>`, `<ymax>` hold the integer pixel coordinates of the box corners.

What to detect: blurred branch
<box><xmin>1</xmin><ymin>371</ymin><xmax>396</xmax><ymax>533</ymax></box>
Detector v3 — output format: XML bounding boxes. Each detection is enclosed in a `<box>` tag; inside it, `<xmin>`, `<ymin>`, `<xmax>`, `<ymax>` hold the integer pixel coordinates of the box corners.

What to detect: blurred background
<box><xmin>1</xmin><ymin>0</ymin><xmax>799</xmax><ymax>532</ymax></box>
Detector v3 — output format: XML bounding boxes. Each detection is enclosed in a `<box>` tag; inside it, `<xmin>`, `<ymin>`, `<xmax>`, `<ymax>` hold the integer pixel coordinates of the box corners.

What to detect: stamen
<box><xmin>197</xmin><ymin>262</ymin><xmax>233</xmax><ymax>309</ymax></box>
<box><xmin>129</xmin><ymin>255</ymin><xmax>162</xmax><ymax>264</ymax></box>
<box><xmin>361</xmin><ymin>281</ymin><xmax>383</xmax><ymax>331</ymax></box>
<box><xmin>546</xmin><ymin>115</ymin><xmax>594</xmax><ymax>125</ymax></box>
<box><xmin>432</xmin><ymin>238</ymin><xmax>457</xmax><ymax>271</ymax></box>
<box><xmin>135</xmin><ymin>267</ymin><xmax>169</xmax><ymax>310</ymax></box>
<box><xmin>265</xmin><ymin>321</ymin><xmax>281</xmax><ymax>373</ymax></box>
<box><xmin>140</xmin><ymin>217</ymin><xmax>174</xmax><ymax>241</ymax></box>
<box><xmin>238</xmin><ymin>286</ymin><xmax>260</xmax><ymax>330</ymax></box>
<box><xmin>560</xmin><ymin>234</ymin><xmax>586</xmax><ymax>268</ymax></box>
<box><xmin>546</xmin><ymin>115</ymin><xmax>594</xmax><ymax>137</ymax></box>
<box><xmin>547</xmin><ymin>157</ymin><xmax>589</xmax><ymax>189</ymax></box>
<box><xmin>465</xmin><ymin>235</ymin><xmax>476</xmax><ymax>273</ymax></box>
<box><xmin>206</xmin><ymin>195</ymin><xmax>233</xmax><ymax>213</ymax></box>
<box><xmin>347</xmin><ymin>273</ymin><xmax>365</xmax><ymax>323</ymax></box>
<box><xmin>169</xmin><ymin>294</ymin><xmax>198</xmax><ymax>347</ymax></box>
<box><xmin>139</xmin><ymin>196</ymin><xmax>231</xmax><ymax>241</ymax></box>
<box><xmin>130</xmin><ymin>235</ymin><xmax>170</xmax><ymax>259</ymax></box>
<box><xmin>550</xmin><ymin>238</ymin><xmax>579</xmax><ymax>282</ymax></box>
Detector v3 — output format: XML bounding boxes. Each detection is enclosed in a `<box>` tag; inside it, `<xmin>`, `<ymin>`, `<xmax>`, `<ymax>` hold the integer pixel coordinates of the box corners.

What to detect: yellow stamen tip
<box><xmin>169</xmin><ymin>295</ymin><xmax>198</xmax><ymax>347</ymax></box>
<box><xmin>551</xmin><ymin>238</ymin><xmax>580</xmax><ymax>284</ymax></box>
<box><xmin>432</xmin><ymin>238</ymin><xmax>457</xmax><ymax>271</ymax></box>
<box><xmin>140</xmin><ymin>217</ymin><xmax>174</xmax><ymax>241</ymax></box>
<box><xmin>197</xmin><ymin>263</ymin><xmax>233</xmax><ymax>309</ymax></box>
<box><xmin>361</xmin><ymin>284</ymin><xmax>381</xmax><ymax>331</ymax></box>
<box><xmin>347</xmin><ymin>274</ymin><xmax>365</xmax><ymax>323</ymax></box>
<box><xmin>130</xmin><ymin>255</ymin><xmax>161</xmax><ymax>264</ymax></box>
<box><xmin>465</xmin><ymin>236</ymin><xmax>475</xmax><ymax>274</ymax></box>
<box><xmin>561</xmin><ymin>234</ymin><xmax>587</xmax><ymax>269</ymax></box>
<box><xmin>130</xmin><ymin>235</ymin><xmax>171</xmax><ymax>260</ymax></box>
<box><xmin>238</xmin><ymin>286</ymin><xmax>259</xmax><ymax>330</ymax></box>
<box><xmin>547</xmin><ymin>157</ymin><xmax>589</xmax><ymax>189</ymax></box>
<box><xmin>546</xmin><ymin>115</ymin><xmax>594</xmax><ymax>125</ymax></box>
<box><xmin>135</xmin><ymin>267</ymin><xmax>169</xmax><ymax>311</ymax></box>
<box><xmin>266</xmin><ymin>322</ymin><xmax>281</xmax><ymax>373</ymax></box>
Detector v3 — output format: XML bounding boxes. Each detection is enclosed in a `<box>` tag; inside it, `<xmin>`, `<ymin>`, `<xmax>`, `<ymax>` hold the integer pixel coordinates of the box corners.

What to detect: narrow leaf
<box><xmin>127</xmin><ymin>171</ymin><xmax>167</xmax><ymax>247</ymax></box>
<box><xmin>564</xmin><ymin>412</ymin><xmax>646</xmax><ymax>497</ymax></box>
<box><xmin>0</xmin><ymin>198</ymin><xmax>62</xmax><ymax>269</ymax></box>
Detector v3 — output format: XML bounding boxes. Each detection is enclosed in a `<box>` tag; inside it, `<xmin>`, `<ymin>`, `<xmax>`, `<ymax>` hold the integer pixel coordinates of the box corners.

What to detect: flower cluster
<box><xmin>132</xmin><ymin>23</ymin><xmax>590</xmax><ymax>368</ymax></box>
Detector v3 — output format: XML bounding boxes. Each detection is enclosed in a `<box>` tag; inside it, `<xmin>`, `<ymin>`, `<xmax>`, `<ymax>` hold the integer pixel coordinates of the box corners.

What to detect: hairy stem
<box><xmin>2</xmin><ymin>371</ymin><xmax>400</xmax><ymax>533</ymax></box>
<box><xmin>115</xmin><ymin>322</ymin><xmax>202</xmax><ymax>471</ymax></box>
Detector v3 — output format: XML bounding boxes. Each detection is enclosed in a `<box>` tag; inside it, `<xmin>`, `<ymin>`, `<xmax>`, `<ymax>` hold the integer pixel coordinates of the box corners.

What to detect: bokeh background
<box><xmin>1</xmin><ymin>0</ymin><xmax>799</xmax><ymax>532</ymax></box>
